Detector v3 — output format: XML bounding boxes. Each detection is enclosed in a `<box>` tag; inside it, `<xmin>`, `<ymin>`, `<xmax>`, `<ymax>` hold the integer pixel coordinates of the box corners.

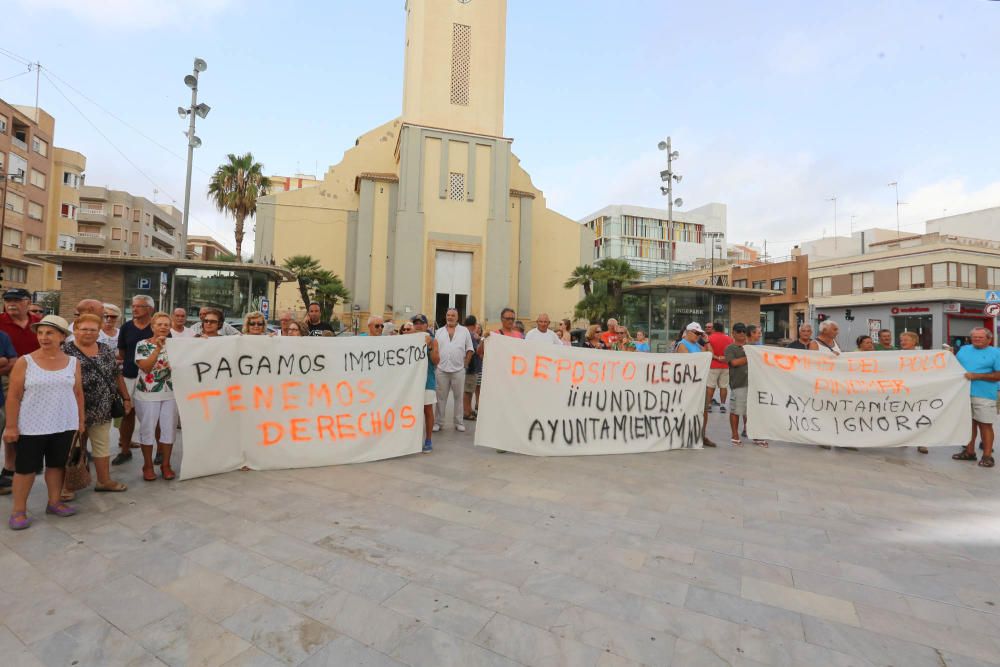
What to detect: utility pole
<box><xmin>888</xmin><ymin>181</ymin><xmax>901</xmax><ymax>237</ymax></box>
<box><xmin>32</xmin><ymin>62</ymin><xmax>41</xmax><ymax>122</ymax></box>
<box><xmin>827</xmin><ymin>196</ymin><xmax>838</xmax><ymax>249</ymax></box>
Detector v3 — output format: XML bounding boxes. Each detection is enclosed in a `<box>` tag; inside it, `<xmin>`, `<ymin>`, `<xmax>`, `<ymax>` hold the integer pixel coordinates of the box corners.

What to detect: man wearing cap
<box><xmin>0</xmin><ymin>288</ymin><xmax>41</xmax><ymax>356</ymax></box>
<box><xmin>411</xmin><ymin>314</ymin><xmax>438</xmax><ymax>452</ymax></box>
<box><xmin>676</xmin><ymin>322</ymin><xmax>716</xmax><ymax>447</ymax></box>
<box><xmin>0</xmin><ymin>289</ymin><xmax>38</xmax><ymax>493</ymax></box>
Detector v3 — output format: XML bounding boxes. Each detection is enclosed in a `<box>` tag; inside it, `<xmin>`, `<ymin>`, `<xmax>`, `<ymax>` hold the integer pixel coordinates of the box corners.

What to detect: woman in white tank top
<box><xmin>2</xmin><ymin>315</ymin><xmax>85</xmax><ymax>530</ymax></box>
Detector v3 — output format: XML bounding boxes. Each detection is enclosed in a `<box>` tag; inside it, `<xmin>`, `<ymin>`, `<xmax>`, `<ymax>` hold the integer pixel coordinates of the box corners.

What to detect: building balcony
<box><xmin>75</xmin><ymin>232</ymin><xmax>107</xmax><ymax>248</ymax></box>
<box><xmin>153</xmin><ymin>214</ymin><xmax>177</xmax><ymax>231</ymax></box>
<box><xmin>10</xmin><ymin>136</ymin><xmax>28</xmax><ymax>153</ymax></box>
<box><xmin>149</xmin><ymin>245</ymin><xmax>174</xmax><ymax>259</ymax></box>
<box><xmin>152</xmin><ymin>228</ymin><xmax>177</xmax><ymax>246</ymax></box>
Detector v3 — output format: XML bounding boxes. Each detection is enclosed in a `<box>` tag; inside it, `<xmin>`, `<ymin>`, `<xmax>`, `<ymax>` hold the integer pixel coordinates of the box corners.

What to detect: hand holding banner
<box><xmin>169</xmin><ymin>335</ymin><xmax>427</xmax><ymax>479</ymax></box>
<box><xmin>745</xmin><ymin>346</ymin><xmax>970</xmax><ymax>447</ymax></box>
<box><xmin>474</xmin><ymin>334</ymin><xmax>712</xmax><ymax>455</ymax></box>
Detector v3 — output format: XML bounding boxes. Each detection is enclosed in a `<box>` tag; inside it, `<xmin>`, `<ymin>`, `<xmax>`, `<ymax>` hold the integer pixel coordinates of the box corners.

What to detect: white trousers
<box><xmin>134</xmin><ymin>398</ymin><xmax>177</xmax><ymax>445</ymax></box>
<box><xmin>434</xmin><ymin>369</ymin><xmax>466</xmax><ymax>427</ymax></box>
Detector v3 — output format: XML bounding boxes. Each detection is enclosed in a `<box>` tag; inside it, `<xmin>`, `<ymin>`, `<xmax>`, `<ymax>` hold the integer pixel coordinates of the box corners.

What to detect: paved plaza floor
<box><xmin>1</xmin><ymin>412</ymin><xmax>999</xmax><ymax>666</ymax></box>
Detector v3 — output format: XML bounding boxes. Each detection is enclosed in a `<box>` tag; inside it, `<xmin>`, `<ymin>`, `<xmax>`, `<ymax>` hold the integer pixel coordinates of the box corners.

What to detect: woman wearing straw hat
<box><xmin>3</xmin><ymin>315</ymin><xmax>85</xmax><ymax>530</ymax></box>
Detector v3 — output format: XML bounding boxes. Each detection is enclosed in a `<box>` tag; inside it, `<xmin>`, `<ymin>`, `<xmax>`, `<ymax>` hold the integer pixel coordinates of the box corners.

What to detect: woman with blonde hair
<box><xmin>101</xmin><ymin>303</ymin><xmax>121</xmax><ymax>349</ymax></box>
<box><xmin>134</xmin><ymin>312</ymin><xmax>178</xmax><ymax>480</ymax></box>
<box><xmin>242</xmin><ymin>311</ymin><xmax>272</xmax><ymax>336</ymax></box>
<box><xmin>584</xmin><ymin>324</ymin><xmax>608</xmax><ymax>350</ymax></box>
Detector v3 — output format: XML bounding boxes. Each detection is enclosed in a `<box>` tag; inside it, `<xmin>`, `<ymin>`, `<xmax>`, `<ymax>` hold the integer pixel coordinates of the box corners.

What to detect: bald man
<box><xmin>66</xmin><ymin>299</ymin><xmax>105</xmax><ymax>344</ymax></box>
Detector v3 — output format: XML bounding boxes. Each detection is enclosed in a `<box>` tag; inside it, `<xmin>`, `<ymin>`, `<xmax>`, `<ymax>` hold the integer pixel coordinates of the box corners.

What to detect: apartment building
<box><xmin>77</xmin><ymin>186</ymin><xmax>183</xmax><ymax>261</ymax></box>
<box><xmin>0</xmin><ymin>102</ymin><xmax>55</xmax><ymax>293</ymax></box>
<box><xmin>43</xmin><ymin>147</ymin><xmax>87</xmax><ymax>290</ymax></box>
<box><xmin>809</xmin><ymin>232</ymin><xmax>1000</xmax><ymax>349</ymax></box>
<box><xmin>186</xmin><ymin>235</ymin><xmax>232</xmax><ymax>261</ymax></box>
<box><xmin>731</xmin><ymin>254</ymin><xmax>810</xmax><ymax>343</ymax></box>
<box><xmin>269</xmin><ymin>173</ymin><xmax>319</xmax><ymax>192</ymax></box>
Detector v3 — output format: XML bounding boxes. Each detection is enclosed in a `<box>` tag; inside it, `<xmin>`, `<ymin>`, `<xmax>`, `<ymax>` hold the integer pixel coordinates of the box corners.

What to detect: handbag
<box><xmin>64</xmin><ymin>432</ymin><xmax>92</xmax><ymax>492</ymax></box>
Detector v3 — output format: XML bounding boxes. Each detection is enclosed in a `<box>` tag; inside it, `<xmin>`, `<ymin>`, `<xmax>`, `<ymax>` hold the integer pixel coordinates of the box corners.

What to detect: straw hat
<box><xmin>30</xmin><ymin>314</ymin><xmax>72</xmax><ymax>337</ymax></box>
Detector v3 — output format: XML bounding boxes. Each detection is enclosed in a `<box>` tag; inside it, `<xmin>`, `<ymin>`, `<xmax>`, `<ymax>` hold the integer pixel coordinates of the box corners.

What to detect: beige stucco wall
<box><xmin>44</xmin><ymin>147</ymin><xmax>86</xmax><ymax>290</ymax></box>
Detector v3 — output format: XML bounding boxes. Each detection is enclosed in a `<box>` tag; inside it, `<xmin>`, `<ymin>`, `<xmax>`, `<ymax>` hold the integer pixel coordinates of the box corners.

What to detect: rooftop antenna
<box><xmin>153</xmin><ymin>188</ymin><xmax>159</xmax><ymax>203</ymax></box>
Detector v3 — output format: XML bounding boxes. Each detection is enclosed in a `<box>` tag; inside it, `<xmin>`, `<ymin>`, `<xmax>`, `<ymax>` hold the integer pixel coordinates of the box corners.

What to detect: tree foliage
<box><xmin>207</xmin><ymin>152</ymin><xmax>271</xmax><ymax>260</ymax></box>
<box><xmin>566</xmin><ymin>258</ymin><xmax>642</xmax><ymax>323</ymax></box>
<box><xmin>281</xmin><ymin>255</ymin><xmax>350</xmax><ymax>319</ymax></box>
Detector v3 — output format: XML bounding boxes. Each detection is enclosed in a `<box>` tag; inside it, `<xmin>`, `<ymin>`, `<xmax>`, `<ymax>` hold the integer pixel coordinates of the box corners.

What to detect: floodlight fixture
<box><xmin>193</xmin><ymin>58</ymin><xmax>207</xmax><ymax>72</ymax></box>
<box><xmin>673</xmin><ymin>174</ymin><xmax>683</xmax><ymax>182</ymax></box>
<box><xmin>194</xmin><ymin>103</ymin><xmax>211</xmax><ymax>118</ymax></box>
<box><xmin>657</xmin><ymin>141</ymin><xmax>668</xmax><ymax>151</ymax></box>
<box><xmin>189</xmin><ymin>135</ymin><xmax>202</xmax><ymax>148</ymax></box>
<box><xmin>674</xmin><ymin>197</ymin><xmax>683</xmax><ymax>207</ymax></box>
<box><xmin>184</xmin><ymin>74</ymin><xmax>198</xmax><ymax>89</ymax></box>
<box><xmin>660</xmin><ymin>170</ymin><xmax>670</xmax><ymax>182</ymax></box>
<box><xmin>660</xmin><ymin>186</ymin><xmax>670</xmax><ymax>196</ymax></box>
<box><xmin>177</xmin><ymin>106</ymin><xmax>188</xmax><ymax>119</ymax></box>
<box><xmin>670</xmin><ymin>150</ymin><xmax>679</xmax><ymax>160</ymax></box>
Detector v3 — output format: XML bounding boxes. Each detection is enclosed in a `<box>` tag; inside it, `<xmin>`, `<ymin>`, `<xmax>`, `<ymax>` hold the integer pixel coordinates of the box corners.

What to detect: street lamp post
<box><xmin>178</xmin><ymin>57</ymin><xmax>210</xmax><ymax>254</ymax></box>
<box><xmin>658</xmin><ymin>137</ymin><xmax>683</xmax><ymax>278</ymax></box>
<box><xmin>0</xmin><ymin>171</ymin><xmax>27</xmax><ymax>288</ymax></box>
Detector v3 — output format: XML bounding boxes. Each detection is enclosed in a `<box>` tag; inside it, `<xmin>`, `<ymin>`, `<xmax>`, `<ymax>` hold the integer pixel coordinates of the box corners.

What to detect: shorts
<box><xmin>424</xmin><ymin>389</ymin><xmax>437</xmax><ymax>406</ymax></box>
<box><xmin>464</xmin><ymin>372</ymin><xmax>478</xmax><ymax>393</ymax></box>
<box><xmin>134</xmin><ymin>399</ymin><xmax>177</xmax><ymax>445</ymax></box>
<box><xmin>707</xmin><ymin>368</ymin><xmax>730</xmax><ymax>389</ymax></box>
<box><xmin>87</xmin><ymin>421</ymin><xmax>112</xmax><ymax>458</ymax></box>
<box><xmin>972</xmin><ymin>397</ymin><xmax>995</xmax><ymax>424</ymax></box>
<box><xmin>729</xmin><ymin>387</ymin><xmax>748</xmax><ymax>416</ymax></box>
<box><xmin>14</xmin><ymin>430</ymin><xmax>76</xmax><ymax>474</ymax></box>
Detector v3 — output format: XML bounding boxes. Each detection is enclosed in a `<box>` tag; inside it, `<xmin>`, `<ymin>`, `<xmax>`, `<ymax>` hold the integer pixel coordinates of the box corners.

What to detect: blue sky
<box><xmin>3</xmin><ymin>0</ymin><xmax>998</xmax><ymax>258</ymax></box>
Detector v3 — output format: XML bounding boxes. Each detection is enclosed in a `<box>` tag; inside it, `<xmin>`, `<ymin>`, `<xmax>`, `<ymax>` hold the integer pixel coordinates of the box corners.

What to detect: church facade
<box><xmin>254</xmin><ymin>0</ymin><xmax>591</xmax><ymax>327</ymax></box>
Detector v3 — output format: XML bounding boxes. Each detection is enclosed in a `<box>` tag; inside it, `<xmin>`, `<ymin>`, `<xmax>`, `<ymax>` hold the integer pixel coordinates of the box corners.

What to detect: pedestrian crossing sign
<box><xmin>987</xmin><ymin>290</ymin><xmax>1000</xmax><ymax>304</ymax></box>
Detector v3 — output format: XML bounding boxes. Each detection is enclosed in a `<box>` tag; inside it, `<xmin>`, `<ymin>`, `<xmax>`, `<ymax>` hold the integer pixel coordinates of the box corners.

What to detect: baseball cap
<box><xmin>732</xmin><ymin>322</ymin><xmax>748</xmax><ymax>334</ymax></box>
<box><xmin>2</xmin><ymin>288</ymin><xmax>31</xmax><ymax>301</ymax></box>
<box><xmin>411</xmin><ymin>314</ymin><xmax>428</xmax><ymax>324</ymax></box>
<box><xmin>685</xmin><ymin>322</ymin><xmax>706</xmax><ymax>335</ymax></box>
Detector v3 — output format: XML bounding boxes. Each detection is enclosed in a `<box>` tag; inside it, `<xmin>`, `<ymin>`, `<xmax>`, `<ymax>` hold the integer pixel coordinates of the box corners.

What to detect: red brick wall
<box><xmin>58</xmin><ymin>263</ymin><xmax>125</xmax><ymax>320</ymax></box>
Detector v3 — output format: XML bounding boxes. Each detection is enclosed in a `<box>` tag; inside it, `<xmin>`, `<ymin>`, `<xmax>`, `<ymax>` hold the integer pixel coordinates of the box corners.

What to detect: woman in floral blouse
<box><xmin>134</xmin><ymin>312</ymin><xmax>177</xmax><ymax>481</ymax></box>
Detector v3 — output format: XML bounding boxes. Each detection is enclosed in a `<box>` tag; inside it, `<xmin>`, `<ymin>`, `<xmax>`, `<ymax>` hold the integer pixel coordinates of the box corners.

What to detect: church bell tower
<box><xmin>401</xmin><ymin>0</ymin><xmax>507</xmax><ymax>137</ymax></box>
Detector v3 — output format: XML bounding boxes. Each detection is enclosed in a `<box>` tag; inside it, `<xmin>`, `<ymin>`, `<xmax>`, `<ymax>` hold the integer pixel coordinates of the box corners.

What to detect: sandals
<box><xmin>730</xmin><ymin>437</ymin><xmax>743</xmax><ymax>447</ymax></box>
<box><xmin>142</xmin><ymin>466</ymin><xmax>157</xmax><ymax>482</ymax></box>
<box><xmin>703</xmin><ymin>438</ymin><xmax>717</xmax><ymax>448</ymax></box>
<box><xmin>111</xmin><ymin>452</ymin><xmax>133</xmax><ymax>466</ymax></box>
<box><xmin>753</xmin><ymin>439</ymin><xmax>769</xmax><ymax>448</ymax></box>
<box><xmin>95</xmin><ymin>481</ymin><xmax>128</xmax><ymax>492</ymax></box>
<box><xmin>952</xmin><ymin>449</ymin><xmax>978</xmax><ymax>461</ymax></box>
<box><xmin>979</xmin><ymin>455</ymin><xmax>995</xmax><ymax>468</ymax></box>
<box><xmin>160</xmin><ymin>466</ymin><xmax>176</xmax><ymax>481</ymax></box>
<box><xmin>45</xmin><ymin>502</ymin><xmax>77</xmax><ymax>517</ymax></box>
<box><xmin>60</xmin><ymin>491</ymin><xmax>76</xmax><ymax>502</ymax></box>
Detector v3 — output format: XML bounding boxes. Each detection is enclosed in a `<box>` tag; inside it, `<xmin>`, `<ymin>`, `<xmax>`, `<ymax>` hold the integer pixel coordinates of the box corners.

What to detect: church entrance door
<box><xmin>434</xmin><ymin>250</ymin><xmax>472</xmax><ymax>327</ymax></box>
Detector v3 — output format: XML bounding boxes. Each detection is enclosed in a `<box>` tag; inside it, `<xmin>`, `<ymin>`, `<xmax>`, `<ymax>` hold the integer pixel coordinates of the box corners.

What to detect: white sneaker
<box><xmin>432</xmin><ymin>424</ymin><xmax>441</xmax><ymax>433</ymax></box>
<box><xmin>456</xmin><ymin>424</ymin><xmax>466</xmax><ymax>432</ymax></box>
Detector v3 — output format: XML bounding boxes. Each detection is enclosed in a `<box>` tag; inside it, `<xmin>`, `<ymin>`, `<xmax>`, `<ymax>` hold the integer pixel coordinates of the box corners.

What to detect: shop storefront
<box><xmin>813</xmin><ymin>301</ymin><xmax>996</xmax><ymax>350</ymax></box>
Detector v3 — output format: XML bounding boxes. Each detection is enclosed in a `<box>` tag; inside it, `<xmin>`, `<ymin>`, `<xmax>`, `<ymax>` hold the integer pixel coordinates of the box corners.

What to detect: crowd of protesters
<box><xmin>0</xmin><ymin>288</ymin><xmax>997</xmax><ymax>531</ymax></box>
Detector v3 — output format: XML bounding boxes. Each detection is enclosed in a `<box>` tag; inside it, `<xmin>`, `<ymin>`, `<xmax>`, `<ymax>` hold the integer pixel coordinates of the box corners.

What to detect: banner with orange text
<box><xmin>168</xmin><ymin>335</ymin><xmax>426</xmax><ymax>479</ymax></box>
<box><xmin>474</xmin><ymin>334</ymin><xmax>712</xmax><ymax>455</ymax></box>
<box><xmin>745</xmin><ymin>346</ymin><xmax>970</xmax><ymax>447</ymax></box>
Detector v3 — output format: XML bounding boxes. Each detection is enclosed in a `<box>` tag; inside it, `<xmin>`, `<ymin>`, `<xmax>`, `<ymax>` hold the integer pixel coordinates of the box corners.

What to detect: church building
<box><xmin>254</xmin><ymin>0</ymin><xmax>592</xmax><ymax>327</ymax></box>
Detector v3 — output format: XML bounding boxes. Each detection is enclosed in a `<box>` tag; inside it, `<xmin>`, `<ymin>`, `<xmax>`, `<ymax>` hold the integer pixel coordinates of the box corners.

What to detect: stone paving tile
<box><xmin>4</xmin><ymin>419</ymin><xmax>1000</xmax><ymax>666</ymax></box>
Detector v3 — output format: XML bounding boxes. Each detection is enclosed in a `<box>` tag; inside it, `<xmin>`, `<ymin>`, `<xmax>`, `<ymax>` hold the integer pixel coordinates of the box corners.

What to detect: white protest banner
<box><xmin>474</xmin><ymin>334</ymin><xmax>712</xmax><ymax>455</ymax></box>
<box><xmin>745</xmin><ymin>346</ymin><xmax>971</xmax><ymax>447</ymax></box>
<box><xmin>168</xmin><ymin>335</ymin><xmax>427</xmax><ymax>479</ymax></box>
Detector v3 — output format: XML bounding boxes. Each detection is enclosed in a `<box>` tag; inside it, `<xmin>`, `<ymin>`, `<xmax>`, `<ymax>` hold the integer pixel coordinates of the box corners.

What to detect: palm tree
<box><xmin>564</xmin><ymin>264</ymin><xmax>599</xmax><ymax>296</ymax></box>
<box><xmin>207</xmin><ymin>152</ymin><xmax>271</xmax><ymax>260</ymax></box>
<box><xmin>314</xmin><ymin>273</ymin><xmax>350</xmax><ymax>318</ymax></box>
<box><xmin>282</xmin><ymin>255</ymin><xmax>323</xmax><ymax>307</ymax></box>
<box><xmin>596</xmin><ymin>258</ymin><xmax>641</xmax><ymax>316</ymax></box>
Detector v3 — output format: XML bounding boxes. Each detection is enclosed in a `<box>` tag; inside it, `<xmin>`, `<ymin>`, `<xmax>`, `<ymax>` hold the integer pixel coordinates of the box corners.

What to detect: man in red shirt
<box><xmin>600</xmin><ymin>318</ymin><xmax>619</xmax><ymax>348</ymax></box>
<box><xmin>0</xmin><ymin>288</ymin><xmax>41</xmax><ymax>356</ymax></box>
<box><xmin>705</xmin><ymin>321</ymin><xmax>734</xmax><ymax>413</ymax></box>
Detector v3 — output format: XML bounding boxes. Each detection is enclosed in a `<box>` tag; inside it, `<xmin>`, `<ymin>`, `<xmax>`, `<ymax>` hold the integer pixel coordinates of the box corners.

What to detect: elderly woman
<box><xmin>243</xmin><ymin>311</ymin><xmax>271</xmax><ymax>336</ymax></box>
<box><xmin>63</xmin><ymin>314</ymin><xmax>130</xmax><ymax>494</ymax></box>
<box><xmin>3</xmin><ymin>315</ymin><xmax>85</xmax><ymax>530</ymax></box>
<box><xmin>584</xmin><ymin>324</ymin><xmax>608</xmax><ymax>350</ymax></box>
<box><xmin>196</xmin><ymin>307</ymin><xmax>224</xmax><ymax>338</ymax></box>
<box><xmin>134</xmin><ymin>312</ymin><xmax>178</xmax><ymax>480</ymax></box>
<box><xmin>855</xmin><ymin>335</ymin><xmax>875</xmax><ymax>352</ymax></box>
<box><xmin>285</xmin><ymin>320</ymin><xmax>306</xmax><ymax>336</ymax></box>
<box><xmin>100</xmin><ymin>303</ymin><xmax>121</xmax><ymax>349</ymax></box>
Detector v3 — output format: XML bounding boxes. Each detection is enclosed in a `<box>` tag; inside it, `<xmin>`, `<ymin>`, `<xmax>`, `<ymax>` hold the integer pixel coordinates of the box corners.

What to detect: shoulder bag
<box><xmin>64</xmin><ymin>432</ymin><xmax>92</xmax><ymax>492</ymax></box>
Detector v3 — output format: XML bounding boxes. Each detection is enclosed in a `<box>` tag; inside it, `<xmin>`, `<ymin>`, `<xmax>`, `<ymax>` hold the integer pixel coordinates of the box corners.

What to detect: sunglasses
<box><xmin>104</xmin><ymin>314</ymin><xmax>118</xmax><ymax>320</ymax></box>
<box><xmin>201</xmin><ymin>319</ymin><xmax>220</xmax><ymax>325</ymax></box>
<box><xmin>248</xmin><ymin>321</ymin><xmax>265</xmax><ymax>326</ymax></box>
<box><xmin>373</xmin><ymin>324</ymin><xmax>384</xmax><ymax>329</ymax></box>
<box><xmin>501</xmin><ymin>316</ymin><xmax>515</xmax><ymax>321</ymax></box>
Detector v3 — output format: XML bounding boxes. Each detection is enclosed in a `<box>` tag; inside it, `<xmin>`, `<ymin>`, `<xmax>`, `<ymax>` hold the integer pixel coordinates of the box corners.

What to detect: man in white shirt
<box><xmin>433</xmin><ymin>308</ymin><xmax>475</xmax><ymax>432</ymax></box>
<box><xmin>525</xmin><ymin>313</ymin><xmax>561</xmax><ymax>345</ymax></box>
<box><xmin>170</xmin><ymin>308</ymin><xmax>195</xmax><ymax>338</ymax></box>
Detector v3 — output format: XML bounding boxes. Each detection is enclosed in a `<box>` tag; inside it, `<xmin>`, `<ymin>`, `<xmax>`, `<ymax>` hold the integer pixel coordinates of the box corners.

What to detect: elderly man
<box><xmin>306</xmin><ymin>302</ymin><xmax>335</xmax><ymax>336</ymax></box>
<box><xmin>170</xmin><ymin>308</ymin><xmax>194</xmax><ymax>337</ymax></box>
<box><xmin>677</xmin><ymin>322</ymin><xmax>716</xmax><ymax>447</ymax></box>
<box><xmin>278</xmin><ymin>311</ymin><xmax>295</xmax><ymax>336</ymax></box>
<box><xmin>874</xmin><ymin>328</ymin><xmax>896</xmax><ymax>351</ymax></box>
<box><xmin>809</xmin><ymin>320</ymin><xmax>841</xmax><ymax>356</ymax></box>
<box><xmin>952</xmin><ymin>328</ymin><xmax>1000</xmax><ymax>468</ymax></box>
<box><xmin>788</xmin><ymin>323</ymin><xmax>813</xmax><ymax>350</ymax></box>
<box><xmin>364</xmin><ymin>315</ymin><xmax>384</xmax><ymax>337</ymax></box>
<box><xmin>0</xmin><ymin>288</ymin><xmax>41</xmax><ymax>356</ymax></box>
<box><xmin>113</xmin><ymin>295</ymin><xmax>154</xmax><ymax>465</ymax></box>
<box><xmin>600</xmin><ymin>318</ymin><xmax>620</xmax><ymax>348</ymax></box>
<box><xmin>433</xmin><ymin>308</ymin><xmax>474</xmax><ymax>432</ymax></box>
<box><xmin>525</xmin><ymin>313</ymin><xmax>561</xmax><ymax>345</ymax></box>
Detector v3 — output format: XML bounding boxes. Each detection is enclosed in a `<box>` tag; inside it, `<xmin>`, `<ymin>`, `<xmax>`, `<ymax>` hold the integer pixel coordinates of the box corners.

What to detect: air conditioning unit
<box><xmin>9</xmin><ymin>244</ymin><xmax>19</xmax><ymax>249</ymax></box>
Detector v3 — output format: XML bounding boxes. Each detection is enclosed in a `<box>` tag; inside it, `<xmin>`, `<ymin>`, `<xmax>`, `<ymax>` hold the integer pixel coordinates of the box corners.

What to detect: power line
<box><xmin>0</xmin><ymin>69</ymin><xmax>32</xmax><ymax>84</ymax></box>
<box><xmin>0</xmin><ymin>47</ymin><xmax>31</xmax><ymax>67</ymax></box>
<box><xmin>42</xmin><ymin>66</ymin><xmax>213</xmax><ymax>177</ymax></box>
